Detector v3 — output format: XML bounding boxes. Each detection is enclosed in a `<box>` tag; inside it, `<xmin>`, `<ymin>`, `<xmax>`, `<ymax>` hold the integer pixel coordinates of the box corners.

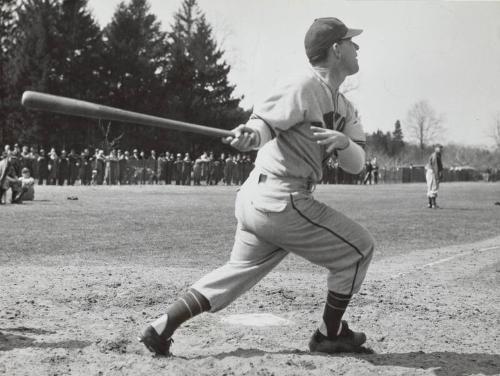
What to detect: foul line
<box><xmin>390</xmin><ymin>245</ymin><xmax>500</xmax><ymax>279</ymax></box>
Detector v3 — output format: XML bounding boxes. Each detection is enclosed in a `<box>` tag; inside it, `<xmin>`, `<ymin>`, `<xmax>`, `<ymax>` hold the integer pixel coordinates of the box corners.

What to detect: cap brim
<box><xmin>344</xmin><ymin>28</ymin><xmax>363</xmax><ymax>39</ymax></box>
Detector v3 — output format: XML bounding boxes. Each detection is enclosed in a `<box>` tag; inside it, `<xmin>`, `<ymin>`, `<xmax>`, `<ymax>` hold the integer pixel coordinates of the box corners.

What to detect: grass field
<box><xmin>1</xmin><ymin>182</ymin><xmax>499</xmax><ymax>375</ymax></box>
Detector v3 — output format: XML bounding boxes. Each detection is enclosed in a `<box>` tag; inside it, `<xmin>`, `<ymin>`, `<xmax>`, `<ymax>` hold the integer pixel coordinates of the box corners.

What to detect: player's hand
<box><xmin>310</xmin><ymin>126</ymin><xmax>350</xmax><ymax>153</ymax></box>
<box><xmin>223</xmin><ymin>124</ymin><xmax>260</xmax><ymax>152</ymax></box>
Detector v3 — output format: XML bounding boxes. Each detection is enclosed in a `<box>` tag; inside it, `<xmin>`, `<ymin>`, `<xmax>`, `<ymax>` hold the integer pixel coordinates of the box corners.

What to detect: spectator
<box><xmin>58</xmin><ymin>150</ymin><xmax>69</xmax><ymax>185</ymax></box>
<box><xmin>37</xmin><ymin>149</ymin><xmax>48</xmax><ymax>185</ymax></box>
<box><xmin>19</xmin><ymin>167</ymin><xmax>35</xmax><ymax>201</ymax></box>
<box><xmin>68</xmin><ymin>149</ymin><xmax>80</xmax><ymax>185</ymax></box>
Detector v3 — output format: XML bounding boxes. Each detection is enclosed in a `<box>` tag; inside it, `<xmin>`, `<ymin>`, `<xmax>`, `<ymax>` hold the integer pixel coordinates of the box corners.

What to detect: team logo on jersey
<box><xmin>322</xmin><ymin>112</ymin><xmax>346</xmax><ymax>132</ymax></box>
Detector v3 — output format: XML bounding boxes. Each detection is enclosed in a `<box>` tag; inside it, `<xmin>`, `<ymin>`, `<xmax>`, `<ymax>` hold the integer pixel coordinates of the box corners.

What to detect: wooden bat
<box><xmin>21</xmin><ymin>91</ymin><xmax>234</xmax><ymax>138</ymax></box>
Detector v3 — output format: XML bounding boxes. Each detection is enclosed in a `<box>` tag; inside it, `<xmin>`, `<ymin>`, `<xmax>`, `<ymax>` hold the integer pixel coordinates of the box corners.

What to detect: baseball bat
<box><xmin>21</xmin><ymin>91</ymin><xmax>234</xmax><ymax>138</ymax></box>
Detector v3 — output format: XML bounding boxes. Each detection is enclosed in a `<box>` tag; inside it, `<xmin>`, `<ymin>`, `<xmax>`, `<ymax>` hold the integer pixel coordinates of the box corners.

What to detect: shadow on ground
<box><xmin>183</xmin><ymin>348</ymin><xmax>500</xmax><ymax>376</ymax></box>
<box><xmin>0</xmin><ymin>330</ymin><xmax>90</xmax><ymax>352</ymax></box>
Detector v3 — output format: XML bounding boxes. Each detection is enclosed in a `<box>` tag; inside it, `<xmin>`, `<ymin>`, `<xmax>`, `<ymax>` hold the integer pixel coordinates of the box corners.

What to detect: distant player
<box><xmin>140</xmin><ymin>17</ymin><xmax>374</xmax><ymax>355</ymax></box>
<box><xmin>425</xmin><ymin>145</ymin><xmax>443</xmax><ymax>208</ymax></box>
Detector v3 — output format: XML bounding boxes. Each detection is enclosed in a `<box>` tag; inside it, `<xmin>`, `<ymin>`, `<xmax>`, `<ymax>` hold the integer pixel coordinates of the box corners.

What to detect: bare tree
<box><xmin>405</xmin><ymin>100</ymin><xmax>444</xmax><ymax>150</ymax></box>
<box><xmin>490</xmin><ymin>112</ymin><xmax>500</xmax><ymax>149</ymax></box>
<box><xmin>98</xmin><ymin>120</ymin><xmax>124</xmax><ymax>153</ymax></box>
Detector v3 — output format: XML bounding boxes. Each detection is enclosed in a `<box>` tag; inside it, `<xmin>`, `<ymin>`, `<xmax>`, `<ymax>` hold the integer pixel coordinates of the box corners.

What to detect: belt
<box><xmin>257</xmin><ymin>173</ymin><xmax>316</xmax><ymax>192</ymax></box>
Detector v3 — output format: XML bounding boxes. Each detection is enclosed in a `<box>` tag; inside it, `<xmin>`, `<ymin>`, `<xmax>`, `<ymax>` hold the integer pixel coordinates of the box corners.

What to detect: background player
<box><xmin>425</xmin><ymin>144</ymin><xmax>443</xmax><ymax>208</ymax></box>
<box><xmin>140</xmin><ymin>17</ymin><xmax>374</xmax><ymax>355</ymax></box>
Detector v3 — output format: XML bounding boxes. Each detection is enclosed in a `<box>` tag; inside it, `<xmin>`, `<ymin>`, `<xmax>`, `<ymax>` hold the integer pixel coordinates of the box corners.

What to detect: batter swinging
<box><xmin>140</xmin><ymin>17</ymin><xmax>375</xmax><ymax>355</ymax></box>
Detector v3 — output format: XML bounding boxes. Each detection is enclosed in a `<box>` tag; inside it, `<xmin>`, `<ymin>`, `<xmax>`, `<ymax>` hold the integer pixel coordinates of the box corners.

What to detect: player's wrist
<box><xmin>336</xmin><ymin>136</ymin><xmax>350</xmax><ymax>151</ymax></box>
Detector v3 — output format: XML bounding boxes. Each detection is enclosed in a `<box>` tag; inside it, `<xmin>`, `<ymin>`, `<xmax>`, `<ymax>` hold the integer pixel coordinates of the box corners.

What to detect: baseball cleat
<box><xmin>308</xmin><ymin>320</ymin><xmax>366</xmax><ymax>354</ymax></box>
<box><xmin>139</xmin><ymin>325</ymin><xmax>173</xmax><ymax>356</ymax></box>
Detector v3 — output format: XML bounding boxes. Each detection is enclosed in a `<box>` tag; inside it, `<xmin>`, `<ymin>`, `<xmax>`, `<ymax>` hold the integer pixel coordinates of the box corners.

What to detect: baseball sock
<box><xmin>319</xmin><ymin>290</ymin><xmax>351</xmax><ymax>338</ymax></box>
<box><xmin>151</xmin><ymin>289</ymin><xmax>210</xmax><ymax>339</ymax></box>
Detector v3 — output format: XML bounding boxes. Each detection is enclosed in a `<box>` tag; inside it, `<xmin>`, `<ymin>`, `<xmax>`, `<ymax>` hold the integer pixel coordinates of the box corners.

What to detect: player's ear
<box><xmin>331</xmin><ymin>43</ymin><xmax>342</xmax><ymax>59</ymax></box>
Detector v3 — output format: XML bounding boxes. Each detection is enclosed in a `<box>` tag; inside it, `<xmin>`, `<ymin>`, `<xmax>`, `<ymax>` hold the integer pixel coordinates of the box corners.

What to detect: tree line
<box><xmin>0</xmin><ymin>0</ymin><xmax>248</xmax><ymax>155</ymax></box>
<box><xmin>1</xmin><ymin>0</ymin><xmax>498</xmax><ymax>170</ymax></box>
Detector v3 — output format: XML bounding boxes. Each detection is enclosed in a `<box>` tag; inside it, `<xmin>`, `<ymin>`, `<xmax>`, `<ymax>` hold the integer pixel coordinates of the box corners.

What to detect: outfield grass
<box><xmin>1</xmin><ymin>182</ymin><xmax>499</xmax><ymax>269</ymax></box>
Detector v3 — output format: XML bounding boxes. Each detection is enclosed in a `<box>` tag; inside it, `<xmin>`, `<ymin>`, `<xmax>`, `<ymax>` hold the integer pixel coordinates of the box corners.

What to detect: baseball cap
<box><xmin>305</xmin><ymin>17</ymin><xmax>362</xmax><ymax>61</ymax></box>
<box><xmin>22</xmin><ymin>167</ymin><xmax>30</xmax><ymax>173</ymax></box>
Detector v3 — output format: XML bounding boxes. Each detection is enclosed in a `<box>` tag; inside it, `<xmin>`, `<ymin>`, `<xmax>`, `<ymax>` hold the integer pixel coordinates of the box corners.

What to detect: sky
<box><xmin>87</xmin><ymin>0</ymin><xmax>500</xmax><ymax>147</ymax></box>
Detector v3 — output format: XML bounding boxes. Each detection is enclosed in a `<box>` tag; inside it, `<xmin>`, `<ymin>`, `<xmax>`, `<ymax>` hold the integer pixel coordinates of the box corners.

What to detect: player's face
<box><xmin>338</xmin><ymin>38</ymin><xmax>359</xmax><ymax>75</ymax></box>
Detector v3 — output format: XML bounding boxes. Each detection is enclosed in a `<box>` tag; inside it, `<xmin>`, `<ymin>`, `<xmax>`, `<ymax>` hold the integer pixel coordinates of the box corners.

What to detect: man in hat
<box><xmin>140</xmin><ymin>17</ymin><xmax>373</xmax><ymax>355</ymax></box>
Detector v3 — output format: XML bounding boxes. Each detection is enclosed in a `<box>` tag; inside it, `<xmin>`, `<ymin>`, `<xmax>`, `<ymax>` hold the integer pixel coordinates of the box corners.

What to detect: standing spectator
<box><xmin>20</xmin><ymin>146</ymin><xmax>30</xmax><ymax>171</ymax></box>
<box><xmin>207</xmin><ymin>152</ymin><xmax>215</xmax><ymax>185</ymax></box>
<box><xmin>157</xmin><ymin>153</ymin><xmax>166</xmax><ymax>184</ymax></box>
<box><xmin>94</xmin><ymin>150</ymin><xmax>106</xmax><ymax>185</ymax></box>
<box><xmin>57</xmin><ymin>150</ymin><xmax>69</xmax><ymax>185</ymax></box>
<box><xmin>425</xmin><ymin>145</ymin><xmax>444</xmax><ymax>209</ymax></box>
<box><xmin>173</xmin><ymin>153</ymin><xmax>183</xmax><ymax>185</ymax></box>
<box><xmin>106</xmin><ymin>149</ymin><xmax>119</xmax><ymax>185</ymax></box>
<box><xmin>165</xmin><ymin>152</ymin><xmax>173</xmax><ymax>184</ymax></box>
<box><xmin>47</xmin><ymin>148</ymin><xmax>59</xmax><ymax>185</ymax></box>
<box><xmin>149</xmin><ymin>150</ymin><xmax>158</xmax><ymax>184</ymax></box>
<box><xmin>182</xmin><ymin>153</ymin><xmax>192</xmax><ymax>185</ymax></box>
<box><xmin>363</xmin><ymin>159</ymin><xmax>372</xmax><ymax>185</ymax></box>
<box><xmin>68</xmin><ymin>149</ymin><xmax>80</xmax><ymax>185</ymax></box>
<box><xmin>28</xmin><ymin>147</ymin><xmax>38</xmax><ymax>179</ymax></box>
<box><xmin>36</xmin><ymin>149</ymin><xmax>49</xmax><ymax>185</ymax></box>
<box><xmin>80</xmin><ymin>148</ymin><xmax>92</xmax><ymax>185</ymax></box>
<box><xmin>371</xmin><ymin>157</ymin><xmax>379</xmax><ymax>184</ymax></box>
<box><xmin>129</xmin><ymin>149</ymin><xmax>140</xmax><ymax>184</ymax></box>
<box><xmin>118</xmin><ymin>150</ymin><xmax>128</xmax><ymax>184</ymax></box>
<box><xmin>192</xmin><ymin>155</ymin><xmax>203</xmax><ymax>186</ymax></box>
<box><xmin>139</xmin><ymin>150</ymin><xmax>147</xmax><ymax>184</ymax></box>
<box><xmin>224</xmin><ymin>154</ymin><xmax>234</xmax><ymax>185</ymax></box>
<box><xmin>232</xmin><ymin>154</ymin><xmax>242</xmax><ymax>185</ymax></box>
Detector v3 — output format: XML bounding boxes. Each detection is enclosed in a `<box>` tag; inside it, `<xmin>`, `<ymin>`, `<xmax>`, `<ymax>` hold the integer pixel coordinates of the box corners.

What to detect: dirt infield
<box><xmin>1</xmin><ymin>183</ymin><xmax>499</xmax><ymax>375</ymax></box>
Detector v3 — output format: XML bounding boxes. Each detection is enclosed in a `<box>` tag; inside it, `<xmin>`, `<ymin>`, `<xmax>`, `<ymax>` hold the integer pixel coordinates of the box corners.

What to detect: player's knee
<box><xmin>359</xmin><ymin>229</ymin><xmax>375</xmax><ymax>262</ymax></box>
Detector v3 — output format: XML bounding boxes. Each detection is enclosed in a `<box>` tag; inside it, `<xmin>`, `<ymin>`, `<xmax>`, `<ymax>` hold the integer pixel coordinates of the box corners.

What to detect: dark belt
<box><xmin>258</xmin><ymin>173</ymin><xmax>315</xmax><ymax>191</ymax></box>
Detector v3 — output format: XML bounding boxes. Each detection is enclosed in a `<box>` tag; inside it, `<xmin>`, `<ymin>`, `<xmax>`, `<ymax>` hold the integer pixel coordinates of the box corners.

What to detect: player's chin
<box><xmin>348</xmin><ymin>62</ymin><xmax>359</xmax><ymax>75</ymax></box>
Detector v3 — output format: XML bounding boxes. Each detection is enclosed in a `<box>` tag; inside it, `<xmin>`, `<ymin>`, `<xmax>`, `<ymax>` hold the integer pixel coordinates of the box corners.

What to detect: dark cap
<box><xmin>304</xmin><ymin>17</ymin><xmax>362</xmax><ymax>61</ymax></box>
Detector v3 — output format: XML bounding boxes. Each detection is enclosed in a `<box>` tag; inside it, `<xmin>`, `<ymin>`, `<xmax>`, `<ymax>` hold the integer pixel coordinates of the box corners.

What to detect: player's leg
<box><xmin>269</xmin><ymin>195</ymin><xmax>374</xmax><ymax>352</ymax></box>
<box><xmin>140</xmin><ymin>194</ymin><xmax>288</xmax><ymax>355</ymax></box>
<box><xmin>426</xmin><ymin>169</ymin><xmax>438</xmax><ymax>208</ymax></box>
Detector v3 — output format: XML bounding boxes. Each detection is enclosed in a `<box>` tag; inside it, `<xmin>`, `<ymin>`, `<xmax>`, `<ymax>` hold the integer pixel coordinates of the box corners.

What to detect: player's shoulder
<box><xmin>274</xmin><ymin>70</ymin><xmax>323</xmax><ymax>96</ymax></box>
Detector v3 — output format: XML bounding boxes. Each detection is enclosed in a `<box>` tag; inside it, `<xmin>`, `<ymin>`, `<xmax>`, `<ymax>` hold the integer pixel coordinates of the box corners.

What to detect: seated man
<box><xmin>0</xmin><ymin>156</ymin><xmax>23</xmax><ymax>204</ymax></box>
<box><xmin>19</xmin><ymin>167</ymin><xmax>35</xmax><ymax>201</ymax></box>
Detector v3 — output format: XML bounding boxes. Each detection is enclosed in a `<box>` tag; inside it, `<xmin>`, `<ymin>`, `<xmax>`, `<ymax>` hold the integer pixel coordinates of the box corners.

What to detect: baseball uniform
<box><xmin>192</xmin><ymin>67</ymin><xmax>374</xmax><ymax>311</ymax></box>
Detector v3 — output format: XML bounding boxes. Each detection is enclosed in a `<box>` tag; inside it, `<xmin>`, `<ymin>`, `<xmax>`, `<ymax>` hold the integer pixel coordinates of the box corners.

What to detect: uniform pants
<box><xmin>426</xmin><ymin>169</ymin><xmax>439</xmax><ymax>198</ymax></box>
<box><xmin>192</xmin><ymin>171</ymin><xmax>375</xmax><ymax>312</ymax></box>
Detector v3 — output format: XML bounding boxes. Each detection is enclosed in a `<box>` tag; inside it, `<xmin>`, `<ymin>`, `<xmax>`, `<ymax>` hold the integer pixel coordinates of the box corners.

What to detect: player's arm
<box><xmin>310</xmin><ymin>126</ymin><xmax>365</xmax><ymax>174</ymax></box>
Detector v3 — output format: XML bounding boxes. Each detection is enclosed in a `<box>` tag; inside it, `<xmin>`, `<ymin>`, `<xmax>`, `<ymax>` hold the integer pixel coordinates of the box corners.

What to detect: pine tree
<box><xmin>391</xmin><ymin>120</ymin><xmax>405</xmax><ymax>156</ymax></box>
<box><xmin>102</xmin><ymin>0</ymin><xmax>168</xmax><ymax>149</ymax></box>
<box><xmin>52</xmin><ymin>0</ymin><xmax>105</xmax><ymax>149</ymax></box>
<box><xmin>166</xmin><ymin>0</ymin><xmax>247</xmax><ymax>153</ymax></box>
<box><xmin>6</xmin><ymin>0</ymin><xmax>60</xmax><ymax>146</ymax></box>
<box><xmin>0</xmin><ymin>0</ymin><xmax>18</xmax><ymax>144</ymax></box>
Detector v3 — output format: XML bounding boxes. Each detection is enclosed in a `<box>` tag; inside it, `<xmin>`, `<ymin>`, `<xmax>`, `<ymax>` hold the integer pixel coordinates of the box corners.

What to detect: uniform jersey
<box><xmin>252</xmin><ymin>67</ymin><xmax>365</xmax><ymax>183</ymax></box>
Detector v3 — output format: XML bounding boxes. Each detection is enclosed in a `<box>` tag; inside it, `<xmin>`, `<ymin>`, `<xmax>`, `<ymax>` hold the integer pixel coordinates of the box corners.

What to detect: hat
<box><xmin>304</xmin><ymin>17</ymin><xmax>362</xmax><ymax>61</ymax></box>
<box><xmin>22</xmin><ymin>167</ymin><xmax>30</xmax><ymax>173</ymax></box>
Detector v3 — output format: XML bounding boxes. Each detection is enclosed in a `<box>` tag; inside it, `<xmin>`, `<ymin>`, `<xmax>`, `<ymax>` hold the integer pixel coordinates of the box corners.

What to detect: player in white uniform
<box><xmin>140</xmin><ymin>17</ymin><xmax>375</xmax><ymax>355</ymax></box>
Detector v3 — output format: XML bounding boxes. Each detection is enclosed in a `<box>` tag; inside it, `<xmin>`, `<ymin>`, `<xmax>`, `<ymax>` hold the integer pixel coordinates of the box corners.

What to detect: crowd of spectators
<box><xmin>1</xmin><ymin>143</ymin><xmax>255</xmax><ymax>188</ymax></box>
<box><xmin>1</xmin><ymin>143</ymin><xmax>375</xmax><ymax>204</ymax></box>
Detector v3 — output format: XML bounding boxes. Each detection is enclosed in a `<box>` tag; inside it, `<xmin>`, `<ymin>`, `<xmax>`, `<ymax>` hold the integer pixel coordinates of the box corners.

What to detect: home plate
<box><xmin>221</xmin><ymin>313</ymin><xmax>293</xmax><ymax>327</ymax></box>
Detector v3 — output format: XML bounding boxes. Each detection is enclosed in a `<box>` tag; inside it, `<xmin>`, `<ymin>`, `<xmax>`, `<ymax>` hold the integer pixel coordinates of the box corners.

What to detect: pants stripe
<box><xmin>289</xmin><ymin>194</ymin><xmax>364</xmax><ymax>295</ymax></box>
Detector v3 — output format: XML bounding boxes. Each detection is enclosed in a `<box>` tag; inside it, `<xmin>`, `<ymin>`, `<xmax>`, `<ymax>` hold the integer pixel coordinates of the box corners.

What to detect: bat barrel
<box><xmin>21</xmin><ymin>91</ymin><xmax>234</xmax><ymax>138</ymax></box>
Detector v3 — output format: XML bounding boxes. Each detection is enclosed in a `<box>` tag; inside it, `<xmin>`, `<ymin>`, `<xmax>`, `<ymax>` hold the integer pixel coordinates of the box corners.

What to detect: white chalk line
<box><xmin>390</xmin><ymin>244</ymin><xmax>500</xmax><ymax>279</ymax></box>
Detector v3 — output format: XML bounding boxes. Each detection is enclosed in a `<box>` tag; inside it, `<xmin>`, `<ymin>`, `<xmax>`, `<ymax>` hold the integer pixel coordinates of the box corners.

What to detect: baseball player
<box><xmin>140</xmin><ymin>17</ymin><xmax>374</xmax><ymax>355</ymax></box>
<box><xmin>425</xmin><ymin>144</ymin><xmax>443</xmax><ymax>208</ymax></box>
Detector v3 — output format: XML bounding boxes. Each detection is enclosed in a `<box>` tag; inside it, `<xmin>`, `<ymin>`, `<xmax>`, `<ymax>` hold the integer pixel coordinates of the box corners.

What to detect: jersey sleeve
<box><xmin>342</xmin><ymin>97</ymin><xmax>366</xmax><ymax>148</ymax></box>
<box><xmin>252</xmin><ymin>78</ymin><xmax>319</xmax><ymax>135</ymax></box>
